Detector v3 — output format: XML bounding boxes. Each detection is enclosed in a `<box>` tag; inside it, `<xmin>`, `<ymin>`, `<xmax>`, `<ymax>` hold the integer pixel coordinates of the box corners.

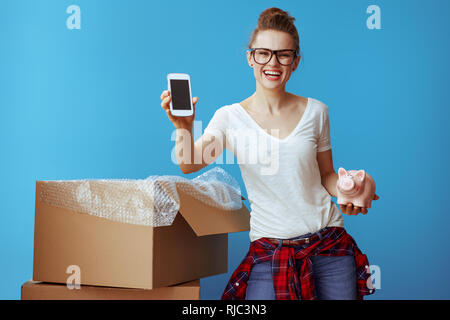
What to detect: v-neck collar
<box><xmin>235</xmin><ymin>98</ymin><xmax>311</xmax><ymax>142</ymax></box>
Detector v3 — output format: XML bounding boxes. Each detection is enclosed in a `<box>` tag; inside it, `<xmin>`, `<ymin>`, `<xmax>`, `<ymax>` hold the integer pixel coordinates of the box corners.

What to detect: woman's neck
<box><xmin>251</xmin><ymin>83</ymin><xmax>291</xmax><ymax>115</ymax></box>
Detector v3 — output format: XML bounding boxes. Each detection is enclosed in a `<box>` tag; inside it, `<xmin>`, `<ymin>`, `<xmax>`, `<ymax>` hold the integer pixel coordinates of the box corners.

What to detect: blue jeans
<box><xmin>245</xmin><ymin>228</ymin><xmax>357</xmax><ymax>300</ymax></box>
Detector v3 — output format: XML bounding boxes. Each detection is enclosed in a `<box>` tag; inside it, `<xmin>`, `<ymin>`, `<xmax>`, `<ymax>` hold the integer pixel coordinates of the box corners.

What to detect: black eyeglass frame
<box><xmin>249</xmin><ymin>48</ymin><xmax>298</xmax><ymax>66</ymax></box>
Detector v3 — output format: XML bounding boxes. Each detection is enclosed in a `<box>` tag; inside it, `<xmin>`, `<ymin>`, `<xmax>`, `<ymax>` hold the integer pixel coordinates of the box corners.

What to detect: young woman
<box><xmin>160</xmin><ymin>7</ymin><xmax>379</xmax><ymax>300</ymax></box>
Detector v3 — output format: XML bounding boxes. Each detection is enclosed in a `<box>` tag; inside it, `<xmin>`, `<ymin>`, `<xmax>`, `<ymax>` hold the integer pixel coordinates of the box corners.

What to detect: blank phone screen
<box><xmin>170</xmin><ymin>79</ymin><xmax>191</xmax><ymax>110</ymax></box>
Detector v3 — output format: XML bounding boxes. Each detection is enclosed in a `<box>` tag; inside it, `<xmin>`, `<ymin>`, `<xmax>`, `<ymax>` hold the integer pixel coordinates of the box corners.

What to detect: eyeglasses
<box><xmin>250</xmin><ymin>48</ymin><xmax>297</xmax><ymax>66</ymax></box>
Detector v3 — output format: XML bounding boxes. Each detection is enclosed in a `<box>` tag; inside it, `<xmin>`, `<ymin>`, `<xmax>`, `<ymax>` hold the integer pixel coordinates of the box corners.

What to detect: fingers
<box><xmin>161</xmin><ymin>95</ymin><xmax>171</xmax><ymax>108</ymax></box>
<box><xmin>347</xmin><ymin>203</ymin><xmax>358</xmax><ymax>215</ymax></box>
<box><xmin>340</xmin><ymin>204</ymin><xmax>355</xmax><ymax>215</ymax></box>
<box><xmin>191</xmin><ymin>97</ymin><xmax>198</xmax><ymax>114</ymax></box>
<box><xmin>160</xmin><ymin>90</ymin><xmax>172</xmax><ymax>113</ymax></box>
<box><xmin>340</xmin><ymin>203</ymin><xmax>368</xmax><ymax>215</ymax></box>
<box><xmin>161</xmin><ymin>98</ymin><xmax>172</xmax><ymax>119</ymax></box>
<box><xmin>160</xmin><ymin>91</ymin><xmax>197</xmax><ymax>125</ymax></box>
<box><xmin>160</xmin><ymin>90</ymin><xmax>170</xmax><ymax>100</ymax></box>
<box><xmin>160</xmin><ymin>93</ymin><xmax>174</xmax><ymax>122</ymax></box>
<box><xmin>354</xmin><ymin>205</ymin><xmax>368</xmax><ymax>215</ymax></box>
<box><xmin>342</xmin><ymin>203</ymin><xmax>352</xmax><ymax>215</ymax></box>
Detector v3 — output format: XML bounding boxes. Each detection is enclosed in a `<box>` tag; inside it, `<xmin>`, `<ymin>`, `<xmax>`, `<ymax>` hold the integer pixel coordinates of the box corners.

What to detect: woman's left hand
<box><xmin>339</xmin><ymin>194</ymin><xmax>380</xmax><ymax>215</ymax></box>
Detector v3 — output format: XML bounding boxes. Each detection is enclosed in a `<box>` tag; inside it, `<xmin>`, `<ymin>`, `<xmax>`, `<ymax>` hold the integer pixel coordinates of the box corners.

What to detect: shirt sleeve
<box><xmin>317</xmin><ymin>105</ymin><xmax>332</xmax><ymax>152</ymax></box>
<box><xmin>203</xmin><ymin>107</ymin><xmax>228</xmax><ymax>144</ymax></box>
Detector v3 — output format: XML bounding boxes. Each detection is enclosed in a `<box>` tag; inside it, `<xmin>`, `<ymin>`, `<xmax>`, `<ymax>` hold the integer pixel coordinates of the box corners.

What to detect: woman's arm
<box><xmin>175</xmin><ymin>129</ymin><xmax>225</xmax><ymax>174</ymax></box>
<box><xmin>160</xmin><ymin>90</ymin><xmax>225</xmax><ymax>174</ymax></box>
<box><xmin>317</xmin><ymin>149</ymin><xmax>338</xmax><ymax>197</ymax></box>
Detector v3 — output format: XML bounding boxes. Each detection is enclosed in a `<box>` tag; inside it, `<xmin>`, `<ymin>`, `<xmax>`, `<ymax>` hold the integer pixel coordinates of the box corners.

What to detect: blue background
<box><xmin>1</xmin><ymin>0</ymin><xmax>449</xmax><ymax>300</ymax></box>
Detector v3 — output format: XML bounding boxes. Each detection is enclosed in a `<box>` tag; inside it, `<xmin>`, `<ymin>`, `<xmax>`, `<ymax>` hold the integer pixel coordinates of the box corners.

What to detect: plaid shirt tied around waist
<box><xmin>221</xmin><ymin>227</ymin><xmax>375</xmax><ymax>300</ymax></box>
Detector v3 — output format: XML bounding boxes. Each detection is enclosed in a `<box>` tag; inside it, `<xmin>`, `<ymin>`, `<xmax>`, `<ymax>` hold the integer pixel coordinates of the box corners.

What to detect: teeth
<box><xmin>264</xmin><ymin>71</ymin><xmax>281</xmax><ymax>76</ymax></box>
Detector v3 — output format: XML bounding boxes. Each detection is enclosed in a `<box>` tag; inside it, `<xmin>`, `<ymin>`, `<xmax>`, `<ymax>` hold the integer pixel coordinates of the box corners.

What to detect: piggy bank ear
<box><xmin>355</xmin><ymin>170</ymin><xmax>366</xmax><ymax>181</ymax></box>
<box><xmin>338</xmin><ymin>167</ymin><xmax>347</xmax><ymax>178</ymax></box>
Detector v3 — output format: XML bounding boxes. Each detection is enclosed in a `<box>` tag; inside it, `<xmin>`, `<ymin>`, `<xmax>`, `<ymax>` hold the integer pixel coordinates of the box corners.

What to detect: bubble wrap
<box><xmin>39</xmin><ymin>167</ymin><xmax>242</xmax><ymax>227</ymax></box>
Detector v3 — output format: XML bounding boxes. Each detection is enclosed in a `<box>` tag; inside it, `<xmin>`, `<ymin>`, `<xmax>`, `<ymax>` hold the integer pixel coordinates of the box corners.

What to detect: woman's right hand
<box><xmin>160</xmin><ymin>90</ymin><xmax>198</xmax><ymax>130</ymax></box>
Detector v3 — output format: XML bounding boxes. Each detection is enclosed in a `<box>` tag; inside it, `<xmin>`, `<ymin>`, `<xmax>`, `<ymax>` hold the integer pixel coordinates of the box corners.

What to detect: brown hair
<box><xmin>248</xmin><ymin>7</ymin><xmax>300</xmax><ymax>55</ymax></box>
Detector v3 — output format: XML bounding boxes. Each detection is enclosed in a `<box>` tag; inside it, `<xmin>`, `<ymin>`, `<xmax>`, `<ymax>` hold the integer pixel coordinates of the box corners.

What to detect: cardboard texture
<box><xmin>33</xmin><ymin>181</ymin><xmax>250</xmax><ymax>290</ymax></box>
<box><xmin>21</xmin><ymin>279</ymin><xmax>200</xmax><ymax>300</ymax></box>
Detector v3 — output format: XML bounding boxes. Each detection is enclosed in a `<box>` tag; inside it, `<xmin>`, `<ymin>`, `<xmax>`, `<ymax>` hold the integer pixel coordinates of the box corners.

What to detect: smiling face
<box><xmin>247</xmin><ymin>29</ymin><xmax>301</xmax><ymax>92</ymax></box>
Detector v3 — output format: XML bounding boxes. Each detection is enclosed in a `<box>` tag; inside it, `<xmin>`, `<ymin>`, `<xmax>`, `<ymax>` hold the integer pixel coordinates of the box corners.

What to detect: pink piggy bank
<box><xmin>336</xmin><ymin>167</ymin><xmax>376</xmax><ymax>208</ymax></box>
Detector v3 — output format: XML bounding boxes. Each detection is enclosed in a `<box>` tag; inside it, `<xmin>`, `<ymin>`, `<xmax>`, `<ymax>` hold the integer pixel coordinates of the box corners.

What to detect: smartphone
<box><xmin>167</xmin><ymin>73</ymin><xmax>194</xmax><ymax>117</ymax></box>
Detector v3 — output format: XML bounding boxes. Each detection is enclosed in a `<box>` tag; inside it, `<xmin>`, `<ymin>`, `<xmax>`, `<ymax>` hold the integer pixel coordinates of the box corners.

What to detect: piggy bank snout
<box><xmin>340</xmin><ymin>178</ymin><xmax>355</xmax><ymax>191</ymax></box>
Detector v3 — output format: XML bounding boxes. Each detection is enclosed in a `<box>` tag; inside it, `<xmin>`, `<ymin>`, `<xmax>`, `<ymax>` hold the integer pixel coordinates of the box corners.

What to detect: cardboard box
<box><xmin>33</xmin><ymin>180</ymin><xmax>250</xmax><ymax>289</ymax></box>
<box><xmin>21</xmin><ymin>279</ymin><xmax>200</xmax><ymax>300</ymax></box>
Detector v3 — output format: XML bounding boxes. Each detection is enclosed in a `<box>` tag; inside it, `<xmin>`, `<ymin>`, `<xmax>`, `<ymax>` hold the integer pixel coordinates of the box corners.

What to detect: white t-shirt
<box><xmin>203</xmin><ymin>97</ymin><xmax>344</xmax><ymax>242</ymax></box>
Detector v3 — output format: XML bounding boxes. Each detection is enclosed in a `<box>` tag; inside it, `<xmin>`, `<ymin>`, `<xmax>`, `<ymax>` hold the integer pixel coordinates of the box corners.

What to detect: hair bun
<box><xmin>257</xmin><ymin>7</ymin><xmax>295</xmax><ymax>27</ymax></box>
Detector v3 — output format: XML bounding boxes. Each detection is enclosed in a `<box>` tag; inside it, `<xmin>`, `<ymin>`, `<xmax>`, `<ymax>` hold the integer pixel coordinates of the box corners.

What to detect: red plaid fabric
<box><xmin>221</xmin><ymin>227</ymin><xmax>375</xmax><ymax>300</ymax></box>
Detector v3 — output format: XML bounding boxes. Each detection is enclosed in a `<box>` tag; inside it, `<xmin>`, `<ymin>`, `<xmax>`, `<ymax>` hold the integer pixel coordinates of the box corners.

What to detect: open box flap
<box><xmin>177</xmin><ymin>189</ymin><xmax>250</xmax><ymax>237</ymax></box>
